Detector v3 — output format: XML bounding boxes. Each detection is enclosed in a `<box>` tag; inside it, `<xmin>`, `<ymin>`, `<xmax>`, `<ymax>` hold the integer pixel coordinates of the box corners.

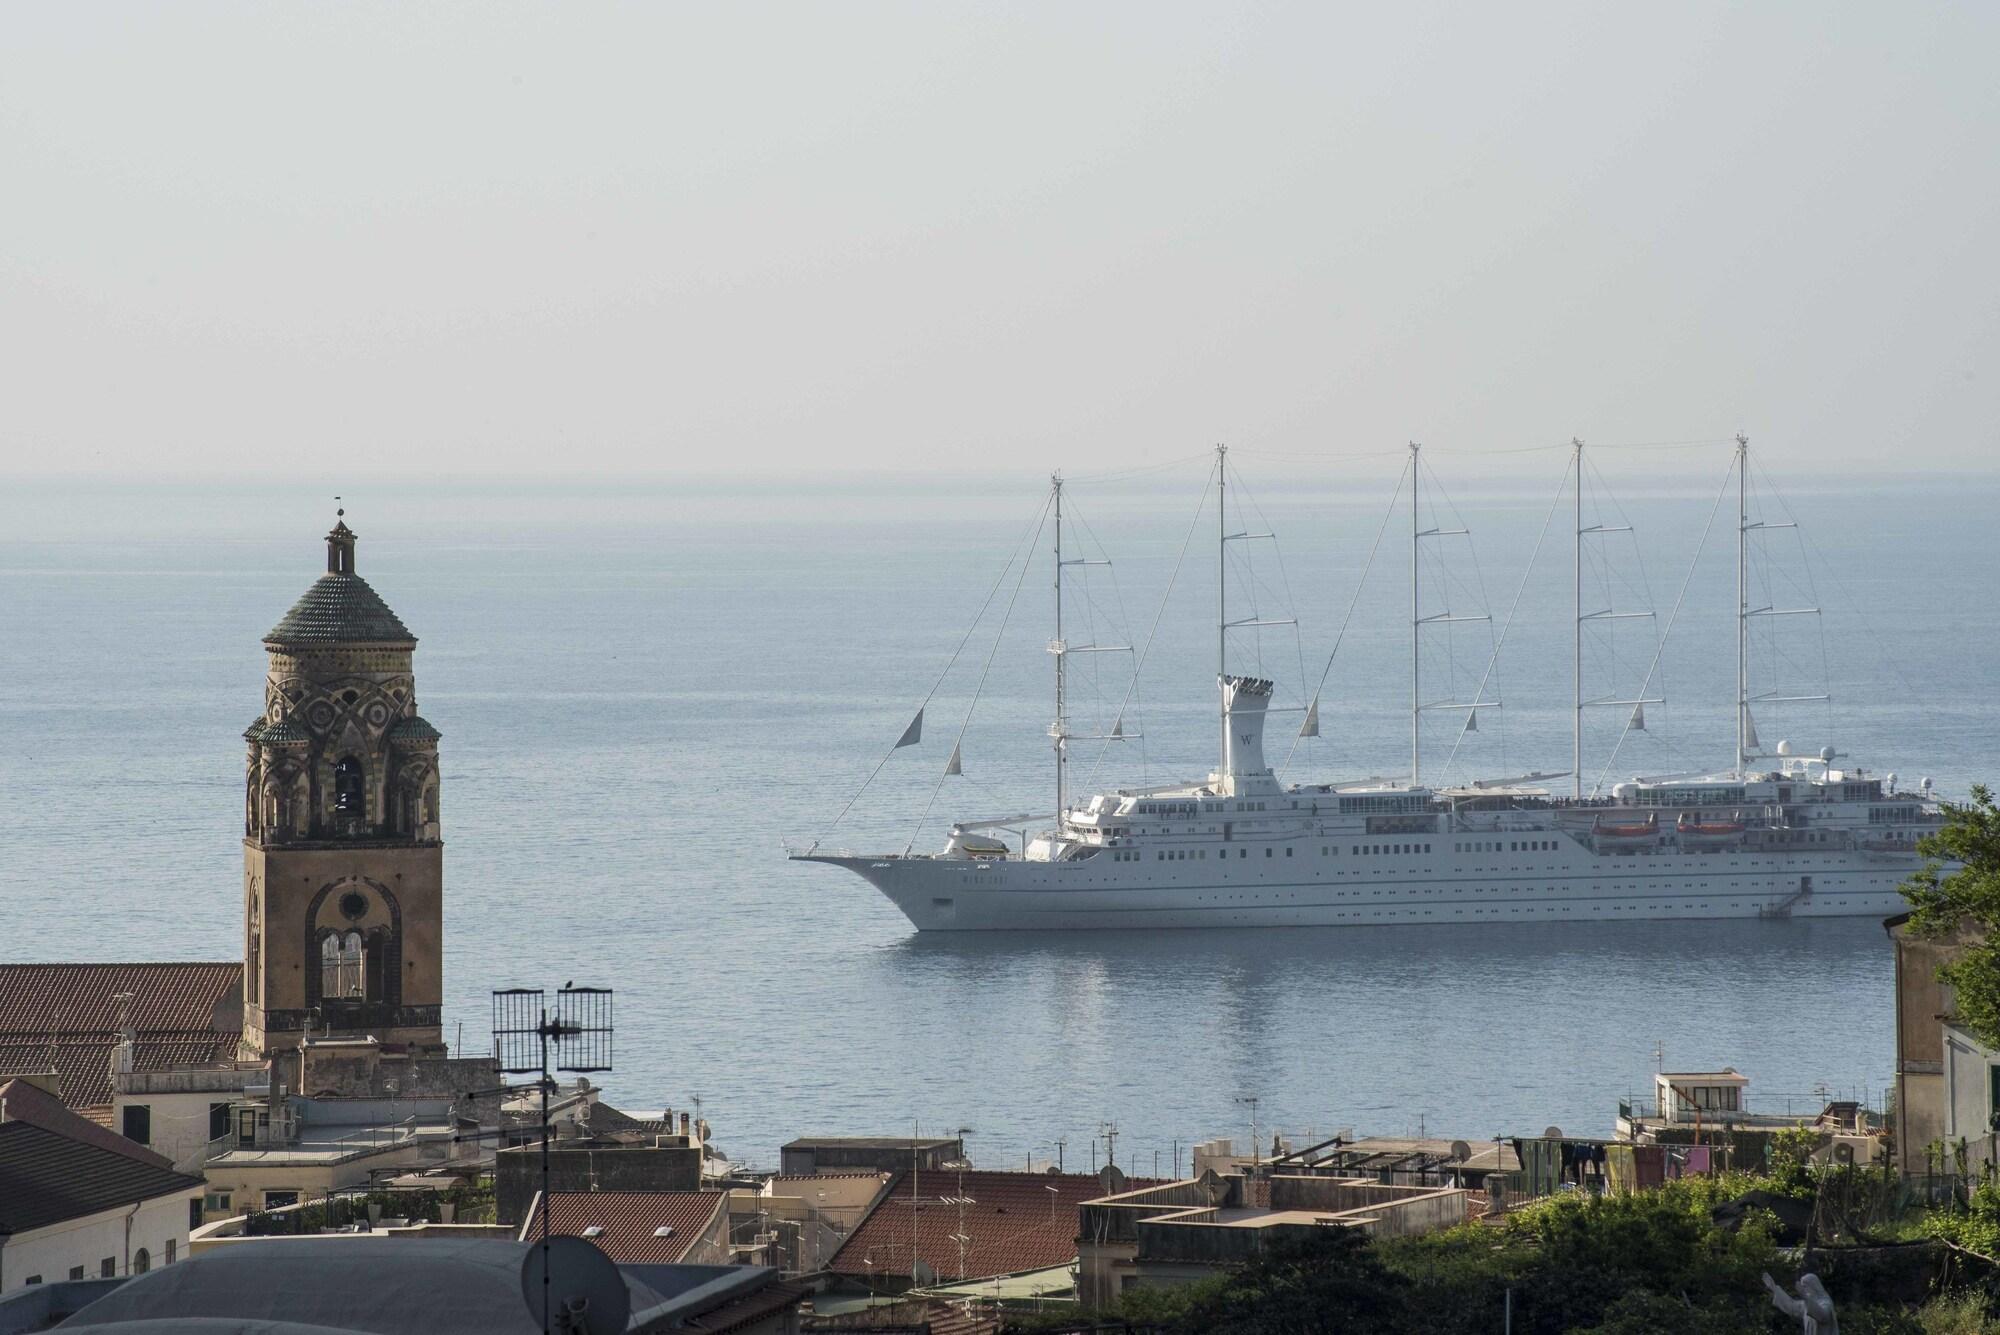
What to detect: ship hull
<box><xmin>802</xmin><ymin>846</ymin><xmax>1916</xmax><ymax>932</ymax></box>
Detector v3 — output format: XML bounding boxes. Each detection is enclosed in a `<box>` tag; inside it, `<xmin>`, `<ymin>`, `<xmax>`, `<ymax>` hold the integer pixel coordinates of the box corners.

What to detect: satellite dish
<box><xmin>1543</xmin><ymin>1127</ymin><xmax>1563</xmax><ymax>1140</ymax></box>
<box><xmin>1450</xmin><ymin>1141</ymin><xmax>1472</xmax><ymax>1163</ymax></box>
<box><xmin>1098</xmin><ymin>1164</ymin><xmax>1128</xmax><ymax>1194</ymax></box>
<box><xmin>912</xmin><ymin>1260</ymin><xmax>938</xmax><ymax>1287</ymax></box>
<box><xmin>520</xmin><ymin>1235</ymin><xmax>629</xmax><ymax>1335</ymax></box>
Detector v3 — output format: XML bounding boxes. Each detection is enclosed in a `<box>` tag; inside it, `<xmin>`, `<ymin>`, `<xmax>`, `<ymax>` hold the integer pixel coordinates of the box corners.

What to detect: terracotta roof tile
<box><xmin>829</xmin><ymin>1171</ymin><xmax>1130</xmax><ymax>1282</ymax></box>
<box><xmin>0</xmin><ymin>963</ymin><xmax>243</xmax><ymax>1110</ymax></box>
<box><xmin>521</xmin><ymin>1190</ymin><xmax>725</xmax><ymax>1265</ymax></box>
<box><xmin>683</xmin><ymin>1278</ymin><xmax>810</xmax><ymax>1333</ymax></box>
<box><xmin>0</xmin><ymin>962</ymin><xmax>242</xmax><ymax>1034</ymax></box>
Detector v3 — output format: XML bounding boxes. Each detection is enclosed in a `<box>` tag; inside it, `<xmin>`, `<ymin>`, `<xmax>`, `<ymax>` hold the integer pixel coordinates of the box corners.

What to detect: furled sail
<box><xmin>896</xmin><ymin>710</ymin><xmax>924</xmax><ymax>748</ymax></box>
<box><xmin>944</xmin><ymin>742</ymin><xmax>962</xmax><ymax>776</ymax></box>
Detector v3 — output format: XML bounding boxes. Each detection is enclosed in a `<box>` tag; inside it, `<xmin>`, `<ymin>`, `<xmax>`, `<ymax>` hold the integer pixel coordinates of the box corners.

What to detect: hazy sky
<box><xmin>3</xmin><ymin>2</ymin><xmax>1995</xmax><ymax>480</ymax></box>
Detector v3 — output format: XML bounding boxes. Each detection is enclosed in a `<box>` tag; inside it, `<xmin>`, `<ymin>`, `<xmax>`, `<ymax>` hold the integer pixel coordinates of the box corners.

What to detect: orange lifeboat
<box><xmin>1677</xmin><ymin>813</ymin><xmax>1746</xmax><ymax>847</ymax></box>
<box><xmin>1593</xmin><ymin>815</ymin><xmax>1659</xmax><ymax>840</ymax></box>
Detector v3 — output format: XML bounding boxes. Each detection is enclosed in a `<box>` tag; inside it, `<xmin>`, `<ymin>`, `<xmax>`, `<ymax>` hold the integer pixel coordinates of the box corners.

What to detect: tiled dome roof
<box><xmin>266</xmin><ymin>573</ymin><xmax>415</xmax><ymax>646</ymax></box>
<box><xmin>243</xmin><ymin>715</ymin><xmax>268</xmax><ymax>742</ymax></box>
<box><xmin>390</xmin><ymin>715</ymin><xmax>442</xmax><ymax>745</ymax></box>
<box><xmin>258</xmin><ymin>717</ymin><xmax>309</xmax><ymax>745</ymax></box>
<box><xmin>265</xmin><ymin>520</ymin><xmax>416</xmax><ymax>647</ymax></box>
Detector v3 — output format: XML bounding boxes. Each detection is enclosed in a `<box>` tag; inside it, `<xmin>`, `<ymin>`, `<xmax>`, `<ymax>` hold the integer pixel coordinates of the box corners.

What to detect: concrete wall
<box><xmin>110</xmin><ymin>1089</ymin><xmax>235</xmax><ymax>1174</ymax></box>
<box><xmin>1892</xmin><ymin>920</ymin><xmax>1964</xmax><ymax>1175</ymax></box>
<box><xmin>496</xmin><ymin>1144</ymin><xmax>702</xmax><ymax>1226</ymax></box>
<box><xmin>0</xmin><ymin>1187</ymin><xmax>201</xmax><ymax>1292</ymax></box>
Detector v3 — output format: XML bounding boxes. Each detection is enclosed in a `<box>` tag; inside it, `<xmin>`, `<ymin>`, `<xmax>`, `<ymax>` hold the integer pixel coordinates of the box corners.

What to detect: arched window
<box><xmin>336</xmin><ymin>931</ymin><xmax>364</xmax><ymax>998</ymax></box>
<box><xmin>133</xmin><ymin>1248</ymin><xmax>150</xmax><ymax>1274</ymax></box>
<box><xmin>333</xmin><ymin>757</ymin><xmax>365</xmax><ymax>816</ymax></box>
<box><xmin>320</xmin><ymin>934</ymin><xmax>339</xmax><ymax>998</ymax></box>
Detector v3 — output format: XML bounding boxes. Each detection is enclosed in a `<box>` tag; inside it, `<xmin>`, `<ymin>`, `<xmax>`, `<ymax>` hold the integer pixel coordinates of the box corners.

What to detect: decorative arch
<box><xmin>302</xmin><ymin>876</ymin><xmax>403</xmax><ymax>1014</ymax></box>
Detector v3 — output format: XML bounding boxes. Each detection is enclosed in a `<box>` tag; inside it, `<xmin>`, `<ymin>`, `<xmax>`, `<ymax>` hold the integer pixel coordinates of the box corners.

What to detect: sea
<box><xmin>3</xmin><ymin>454</ymin><xmax>1993</xmax><ymax>1174</ymax></box>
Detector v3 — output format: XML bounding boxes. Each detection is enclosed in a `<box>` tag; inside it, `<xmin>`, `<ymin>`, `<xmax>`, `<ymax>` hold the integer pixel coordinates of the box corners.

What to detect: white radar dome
<box><xmin>1820</xmin><ymin>745</ymin><xmax>1837</xmax><ymax>762</ymax></box>
<box><xmin>1776</xmin><ymin>739</ymin><xmax>1794</xmax><ymax>756</ymax></box>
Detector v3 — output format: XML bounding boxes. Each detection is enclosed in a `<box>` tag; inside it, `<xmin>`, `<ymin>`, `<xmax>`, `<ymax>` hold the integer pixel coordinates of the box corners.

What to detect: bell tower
<box><xmin>241</xmin><ymin>516</ymin><xmax>445</xmax><ymax>1060</ymax></box>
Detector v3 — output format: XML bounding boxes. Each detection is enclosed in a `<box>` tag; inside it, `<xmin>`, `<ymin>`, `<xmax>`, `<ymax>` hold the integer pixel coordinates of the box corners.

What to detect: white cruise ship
<box><xmin>794</xmin><ymin>440</ymin><xmax>1944</xmax><ymax>931</ymax></box>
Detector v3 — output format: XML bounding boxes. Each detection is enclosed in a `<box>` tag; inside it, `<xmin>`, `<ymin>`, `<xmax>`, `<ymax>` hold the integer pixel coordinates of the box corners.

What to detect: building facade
<box><xmin>241</xmin><ymin>519</ymin><xmax>445</xmax><ymax>1061</ymax></box>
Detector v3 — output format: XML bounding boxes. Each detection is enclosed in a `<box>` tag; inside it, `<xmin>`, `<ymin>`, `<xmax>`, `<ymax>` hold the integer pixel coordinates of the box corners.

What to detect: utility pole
<box><xmin>1053</xmin><ymin>1136</ymin><xmax>1065</xmax><ymax>1173</ymax></box>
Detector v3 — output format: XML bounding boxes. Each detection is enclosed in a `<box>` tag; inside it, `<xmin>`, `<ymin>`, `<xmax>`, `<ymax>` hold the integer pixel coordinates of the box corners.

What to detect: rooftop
<box><xmin>520</xmin><ymin>1190</ymin><xmax>727</xmax><ymax>1265</ymax></box>
<box><xmin>829</xmin><ymin>1170</ymin><xmax>1137</xmax><ymax>1283</ymax></box>
<box><xmin>266</xmin><ymin>572</ymin><xmax>416</xmax><ymax>646</ymax></box>
<box><xmin>0</xmin><ymin>962</ymin><xmax>243</xmax><ymax>1112</ymax></box>
<box><xmin>39</xmin><ymin>1236</ymin><xmax>796</xmax><ymax>1333</ymax></box>
<box><xmin>0</xmin><ymin>1118</ymin><xmax>204</xmax><ymax>1236</ymax></box>
<box><xmin>784</xmin><ymin>1136</ymin><xmax>962</xmax><ymax>1151</ymax></box>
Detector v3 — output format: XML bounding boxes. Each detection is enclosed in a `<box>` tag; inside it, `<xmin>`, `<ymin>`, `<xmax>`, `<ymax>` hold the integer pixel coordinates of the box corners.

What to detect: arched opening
<box><xmin>319</xmin><ymin>931</ymin><xmax>367</xmax><ymax>1001</ymax></box>
<box><xmin>133</xmin><ymin>1248</ymin><xmax>150</xmax><ymax>1274</ymax></box>
<box><xmin>333</xmin><ymin>757</ymin><xmax>365</xmax><ymax>817</ymax></box>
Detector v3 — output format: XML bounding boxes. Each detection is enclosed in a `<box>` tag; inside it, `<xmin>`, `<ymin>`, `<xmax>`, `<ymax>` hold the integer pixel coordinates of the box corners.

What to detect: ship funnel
<box><xmin>1217</xmin><ymin>676</ymin><xmax>1279</xmax><ymax>796</ymax></box>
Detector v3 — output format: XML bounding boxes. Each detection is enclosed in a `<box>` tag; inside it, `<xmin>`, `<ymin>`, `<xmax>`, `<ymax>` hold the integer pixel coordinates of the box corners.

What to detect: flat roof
<box><xmin>1657</xmin><ymin>1071</ymin><xmax>1748</xmax><ymax>1082</ymax></box>
<box><xmin>782</xmin><ymin>1136</ymin><xmax>959</xmax><ymax>1150</ymax></box>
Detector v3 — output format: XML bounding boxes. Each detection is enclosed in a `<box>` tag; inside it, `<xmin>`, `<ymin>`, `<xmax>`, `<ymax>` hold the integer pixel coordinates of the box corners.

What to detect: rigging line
<box><xmin>1437</xmin><ymin>453</ymin><xmax>1572</xmax><ymax>778</ymax></box>
<box><xmin>1070</xmin><ymin>501</ymin><xmax>1145</xmax><ymax>794</ymax></box>
<box><xmin>1591</xmin><ymin>457</ymin><xmax>1737</xmax><ymax>796</ymax></box>
<box><xmin>1278</xmin><ymin>457</ymin><xmax>1411</xmax><ymax>777</ymax></box>
<box><xmin>1419</xmin><ymin>454</ymin><xmax>1504</xmax><ymax>778</ymax></box>
<box><xmin>1232</xmin><ymin>445</ymin><xmax>1411</xmax><ymax>462</ymax></box>
<box><xmin>813</xmin><ymin>489</ymin><xmax>1053</xmax><ymax>851</ymax></box>
<box><xmin>1087</xmin><ymin>469</ymin><xmax>1216</xmax><ymax>785</ymax></box>
<box><xmin>905</xmin><ymin>494</ymin><xmax>1055</xmax><ymax>854</ymax></box>
<box><xmin>1230</xmin><ymin>463</ymin><xmax>1310</xmax><ymax>710</ymax></box>
<box><xmin>1748</xmin><ymin>457</ymin><xmax>1854</xmax><ymax>736</ymax></box>
<box><xmin>1065</xmin><ymin>451</ymin><xmax>1216</xmax><ymax>484</ymax></box>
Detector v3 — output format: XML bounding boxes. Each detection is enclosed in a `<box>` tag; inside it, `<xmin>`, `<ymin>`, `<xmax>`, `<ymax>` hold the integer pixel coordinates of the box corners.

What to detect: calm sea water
<box><xmin>3</xmin><ymin>459</ymin><xmax>1993</xmax><ymax>1170</ymax></box>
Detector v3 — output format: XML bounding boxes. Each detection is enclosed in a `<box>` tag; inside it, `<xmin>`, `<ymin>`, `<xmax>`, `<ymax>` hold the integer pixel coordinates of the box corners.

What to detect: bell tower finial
<box><xmin>326</xmin><ymin>500</ymin><xmax>357</xmax><ymax>575</ymax></box>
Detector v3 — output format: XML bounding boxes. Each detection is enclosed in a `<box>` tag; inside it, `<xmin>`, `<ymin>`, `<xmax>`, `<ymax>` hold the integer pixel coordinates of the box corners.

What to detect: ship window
<box><xmin>1265</xmin><ymin>848</ymin><xmax>1272</xmax><ymax>858</ymax></box>
<box><xmin>1286</xmin><ymin>847</ymin><xmax>1293</xmax><ymax>857</ymax></box>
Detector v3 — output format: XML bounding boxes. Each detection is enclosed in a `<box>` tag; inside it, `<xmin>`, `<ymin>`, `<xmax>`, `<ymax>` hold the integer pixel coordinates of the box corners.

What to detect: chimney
<box><xmin>680</xmin><ymin>1112</ymin><xmax>691</xmax><ymax>1137</ymax></box>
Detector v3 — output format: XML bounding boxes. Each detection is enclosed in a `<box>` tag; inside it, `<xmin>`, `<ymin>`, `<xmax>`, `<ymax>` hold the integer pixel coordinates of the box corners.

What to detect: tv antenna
<box><xmin>493</xmin><ymin>984</ymin><xmax>615</xmax><ymax>1335</ymax></box>
<box><xmin>1236</xmin><ymin>1095</ymin><xmax>1261</xmax><ymax>1167</ymax></box>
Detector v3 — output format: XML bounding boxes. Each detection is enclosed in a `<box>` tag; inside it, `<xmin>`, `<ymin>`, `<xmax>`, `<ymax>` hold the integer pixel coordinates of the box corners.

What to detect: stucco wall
<box><xmin>0</xmin><ymin>1189</ymin><xmax>200</xmax><ymax>1292</ymax></box>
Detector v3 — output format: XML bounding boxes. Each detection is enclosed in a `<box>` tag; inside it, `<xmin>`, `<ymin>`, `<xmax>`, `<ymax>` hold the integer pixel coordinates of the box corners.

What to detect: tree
<box><xmin>1903</xmin><ymin>785</ymin><xmax>2000</xmax><ymax>1046</ymax></box>
<box><xmin>1172</xmin><ymin>1227</ymin><xmax>1414</xmax><ymax>1335</ymax></box>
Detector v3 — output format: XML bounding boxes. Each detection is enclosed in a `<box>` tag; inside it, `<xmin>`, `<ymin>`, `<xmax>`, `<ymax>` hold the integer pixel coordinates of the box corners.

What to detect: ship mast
<box><xmin>1217</xmin><ymin>443</ymin><xmax>1228</xmax><ymax>776</ymax></box>
<box><xmin>1052</xmin><ymin>472</ymin><xmax>1067</xmax><ymax>819</ymax></box>
<box><xmin>1574</xmin><ymin>438</ymin><xmax>1583</xmax><ymax>798</ymax></box>
<box><xmin>1735</xmin><ymin>433</ymin><xmax>1749</xmax><ymax>774</ymax></box>
<box><xmin>1410</xmin><ymin>441</ymin><xmax>1421</xmax><ymax>785</ymax></box>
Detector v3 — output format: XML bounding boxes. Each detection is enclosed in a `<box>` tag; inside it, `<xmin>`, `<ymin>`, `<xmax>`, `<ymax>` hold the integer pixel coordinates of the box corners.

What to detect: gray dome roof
<box><xmin>266</xmin><ymin>573</ymin><xmax>415</xmax><ymax>647</ymax></box>
<box><xmin>243</xmin><ymin>715</ymin><xmax>268</xmax><ymax>742</ymax></box>
<box><xmin>390</xmin><ymin>715</ymin><xmax>442</xmax><ymax>745</ymax></box>
<box><xmin>259</xmin><ymin>717</ymin><xmax>309</xmax><ymax>746</ymax></box>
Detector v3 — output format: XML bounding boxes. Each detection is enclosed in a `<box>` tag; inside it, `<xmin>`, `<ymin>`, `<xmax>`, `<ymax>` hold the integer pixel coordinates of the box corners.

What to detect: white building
<box><xmin>0</xmin><ymin>1078</ymin><xmax>206</xmax><ymax>1293</ymax></box>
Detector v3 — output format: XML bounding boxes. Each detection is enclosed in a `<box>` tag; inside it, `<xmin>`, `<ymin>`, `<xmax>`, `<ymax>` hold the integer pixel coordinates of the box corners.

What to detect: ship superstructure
<box><xmin>794</xmin><ymin>440</ymin><xmax>1944</xmax><ymax>931</ymax></box>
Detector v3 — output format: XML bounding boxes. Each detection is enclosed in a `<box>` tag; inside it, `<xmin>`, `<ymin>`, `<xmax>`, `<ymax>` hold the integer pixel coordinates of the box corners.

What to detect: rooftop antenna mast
<box><xmin>493</xmin><ymin>984</ymin><xmax>614</xmax><ymax>1335</ymax></box>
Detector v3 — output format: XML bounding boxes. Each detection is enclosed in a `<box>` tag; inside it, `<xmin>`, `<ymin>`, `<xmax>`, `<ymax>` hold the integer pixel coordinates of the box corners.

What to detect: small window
<box><xmin>165</xmin><ymin>1239</ymin><xmax>176</xmax><ymax>1265</ymax></box>
<box><xmin>24</xmin><ymin>1276</ymin><xmax>41</xmax><ymax>1286</ymax></box>
<box><xmin>133</xmin><ymin>1248</ymin><xmax>150</xmax><ymax>1274</ymax></box>
<box><xmin>101</xmin><ymin>1258</ymin><xmax>116</xmax><ymax>1278</ymax></box>
<box><xmin>122</xmin><ymin>1104</ymin><xmax>152</xmax><ymax>1146</ymax></box>
<box><xmin>69</xmin><ymin>1266</ymin><xmax>85</xmax><ymax>1281</ymax></box>
<box><xmin>210</xmin><ymin>1101</ymin><xmax>231</xmax><ymax>1141</ymax></box>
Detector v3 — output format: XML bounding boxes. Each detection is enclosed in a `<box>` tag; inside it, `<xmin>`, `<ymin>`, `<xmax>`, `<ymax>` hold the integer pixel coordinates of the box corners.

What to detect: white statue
<box><xmin>1763</xmin><ymin>1272</ymin><xmax>1836</xmax><ymax>1335</ymax></box>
